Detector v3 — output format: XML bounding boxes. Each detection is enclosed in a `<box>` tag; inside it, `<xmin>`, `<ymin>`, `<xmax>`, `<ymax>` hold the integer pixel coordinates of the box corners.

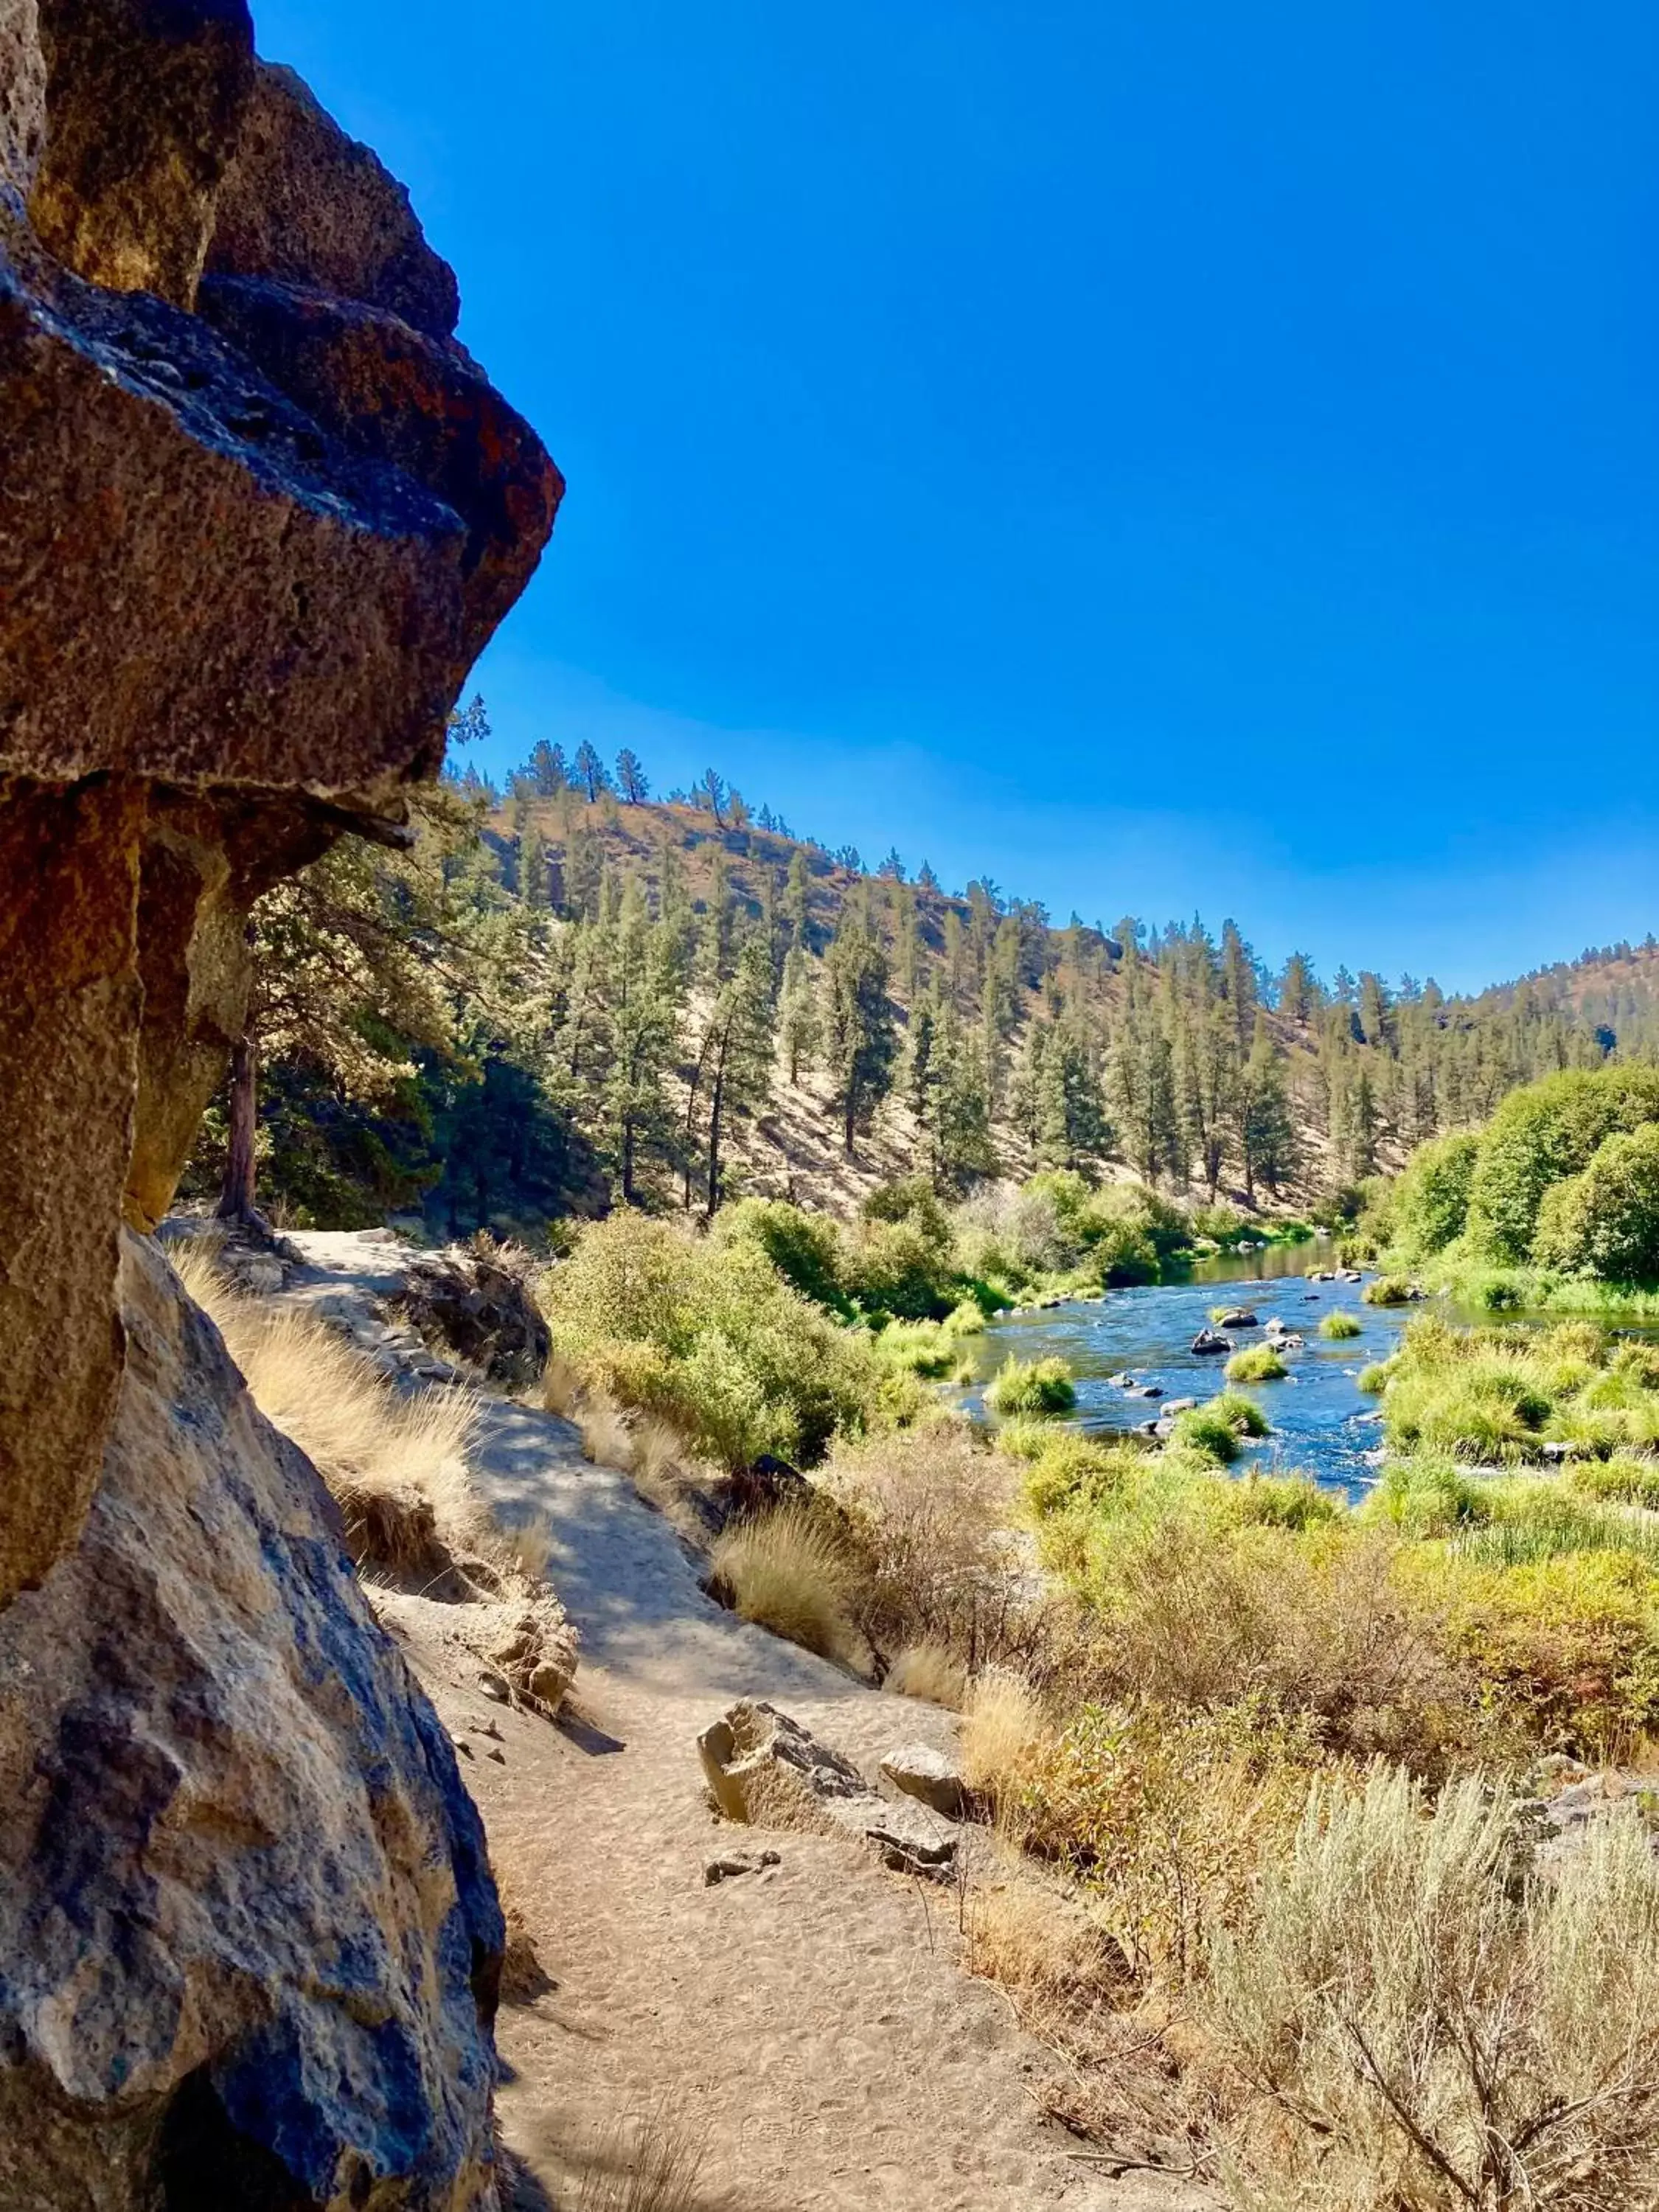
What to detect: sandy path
<box><xmin>282</xmin><ymin>1232</ymin><xmax>1209</xmax><ymax>2212</ymax></box>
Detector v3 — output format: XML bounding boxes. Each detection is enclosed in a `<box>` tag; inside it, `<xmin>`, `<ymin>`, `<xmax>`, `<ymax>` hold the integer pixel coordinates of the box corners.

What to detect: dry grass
<box><xmin>571</xmin><ymin>2105</ymin><xmax>712</xmax><ymax>2212</ymax></box>
<box><xmin>173</xmin><ymin>1238</ymin><xmax>484</xmax><ymax>1569</ymax></box>
<box><xmin>964</xmin><ymin>1877</ymin><xmax>1121</xmax><ymax>2013</ymax></box>
<box><xmin>576</xmin><ymin>1388</ymin><xmax>636</xmax><ymax>1472</ymax></box>
<box><xmin>708</xmin><ymin>1505</ymin><xmax>872</xmax><ymax>1674</ymax></box>
<box><xmin>886</xmin><ymin>1641</ymin><xmax>969</xmax><ymax>1707</ymax></box>
<box><xmin>541</xmin><ymin>1350</ymin><xmax>586</xmax><ymax>1419</ymax></box>
<box><xmin>959</xmin><ymin>1668</ymin><xmax>1046</xmax><ymax>1798</ymax></box>
<box><xmin>499</xmin><ymin>1514</ymin><xmax>554</xmax><ymax>1584</ymax></box>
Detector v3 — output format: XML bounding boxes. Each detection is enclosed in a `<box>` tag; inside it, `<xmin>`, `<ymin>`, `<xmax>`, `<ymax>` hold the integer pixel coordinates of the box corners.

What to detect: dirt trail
<box><xmin>284</xmin><ymin>1232</ymin><xmax>1210</xmax><ymax>2212</ymax></box>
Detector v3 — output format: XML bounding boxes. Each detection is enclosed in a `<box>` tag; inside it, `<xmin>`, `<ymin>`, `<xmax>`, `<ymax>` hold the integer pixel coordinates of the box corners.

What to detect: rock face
<box><xmin>0</xmin><ymin>6</ymin><xmax>559</xmax><ymax>2203</ymax></box>
<box><xmin>0</xmin><ymin>0</ymin><xmax>560</xmax><ymax>1599</ymax></box>
<box><xmin>0</xmin><ymin>1237</ymin><xmax>506</xmax><ymax>2209</ymax></box>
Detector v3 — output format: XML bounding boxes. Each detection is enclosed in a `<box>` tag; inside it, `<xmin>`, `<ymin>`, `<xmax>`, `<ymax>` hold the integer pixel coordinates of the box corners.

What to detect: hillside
<box><xmin>190</xmin><ymin>754</ymin><xmax>1659</xmax><ymax>1237</ymax></box>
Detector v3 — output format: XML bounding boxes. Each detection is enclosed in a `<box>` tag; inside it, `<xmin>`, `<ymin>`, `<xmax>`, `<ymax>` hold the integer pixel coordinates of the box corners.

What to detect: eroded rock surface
<box><xmin>0</xmin><ymin>4</ymin><xmax>559</xmax><ymax>2202</ymax></box>
<box><xmin>0</xmin><ymin>1237</ymin><xmax>504</xmax><ymax>2210</ymax></box>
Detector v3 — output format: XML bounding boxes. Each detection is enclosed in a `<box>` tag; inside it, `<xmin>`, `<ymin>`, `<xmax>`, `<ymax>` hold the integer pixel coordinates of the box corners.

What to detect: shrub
<box><xmin>986</xmin><ymin>1354</ymin><xmax>1076</xmax><ymax>1416</ymax></box>
<box><xmin>1208</xmin><ymin>1765</ymin><xmax>1659</xmax><ymax>2211</ymax></box>
<box><xmin>1320</xmin><ymin>1309</ymin><xmax>1363</xmax><ymax>1340</ymax></box>
<box><xmin>708</xmin><ymin>1505</ymin><xmax>871</xmax><ymax>1672</ymax></box>
<box><xmin>1358</xmin><ymin>1360</ymin><xmax>1394</xmax><ymax>1394</ymax></box>
<box><xmin>543</xmin><ymin>1211</ymin><xmax>883</xmax><ymax>1469</ymax></box>
<box><xmin>1225</xmin><ymin>1343</ymin><xmax>1288</xmax><ymax>1384</ymax></box>
<box><xmin>1169</xmin><ymin>1406</ymin><xmax>1243</xmax><ymax>1463</ymax></box>
<box><xmin>1389</xmin><ymin>1128</ymin><xmax>1481</xmax><ymax>1259</ymax></box>
<box><xmin>712</xmin><ymin>1195</ymin><xmax>850</xmax><ymax>1313</ymax></box>
<box><xmin>1232</xmin><ymin>1473</ymin><xmax>1339</xmax><ymax>1531</ymax></box>
<box><xmin>1018</xmin><ymin>1700</ymin><xmax>1321</xmax><ymax>1984</ymax></box>
<box><xmin>1532</xmin><ymin>1121</ymin><xmax>1659</xmax><ymax>1285</ymax></box>
<box><xmin>824</xmin><ymin>1425</ymin><xmax>1044</xmax><ymax>1676</ymax></box>
<box><xmin>1464</xmin><ymin>1064</ymin><xmax>1659</xmax><ymax>1265</ymax></box>
<box><xmin>1363</xmin><ymin>1274</ymin><xmax>1413</xmax><ymax>1306</ymax></box>
<box><xmin>1021</xmin><ymin>1431</ymin><xmax>1133</xmax><ymax>1516</ymax></box>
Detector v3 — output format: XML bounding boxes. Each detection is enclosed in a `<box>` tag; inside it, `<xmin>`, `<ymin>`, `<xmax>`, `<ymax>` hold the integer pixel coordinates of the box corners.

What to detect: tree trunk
<box><xmin>217</xmin><ymin>1033</ymin><xmax>259</xmax><ymax>1220</ymax></box>
<box><xmin>705</xmin><ymin>1057</ymin><xmax>726</xmax><ymax>1219</ymax></box>
<box><xmin>844</xmin><ymin>1077</ymin><xmax>857</xmax><ymax>1156</ymax></box>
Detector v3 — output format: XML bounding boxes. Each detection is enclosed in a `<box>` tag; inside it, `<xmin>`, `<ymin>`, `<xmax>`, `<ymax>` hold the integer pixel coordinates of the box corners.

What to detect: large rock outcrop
<box><xmin>0</xmin><ymin>3</ymin><xmax>560</xmax><ymax>2202</ymax></box>
<box><xmin>0</xmin><ymin>1237</ymin><xmax>506</xmax><ymax>2208</ymax></box>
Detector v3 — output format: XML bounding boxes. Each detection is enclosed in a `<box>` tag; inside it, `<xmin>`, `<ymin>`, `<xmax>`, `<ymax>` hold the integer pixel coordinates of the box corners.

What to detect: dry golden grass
<box><xmin>959</xmin><ymin>1668</ymin><xmax>1046</xmax><ymax>1798</ymax></box>
<box><xmin>571</xmin><ymin>2104</ymin><xmax>712</xmax><ymax>2212</ymax></box>
<box><xmin>964</xmin><ymin>1878</ymin><xmax>1120</xmax><ymax>2012</ymax></box>
<box><xmin>173</xmin><ymin>1239</ymin><xmax>484</xmax><ymax>1568</ymax></box>
<box><xmin>576</xmin><ymin>1389</ymin><xmax>636</xmax><ymax>1472</ymax></box>
<box><xmin>708</xmin><ymin>1505</ymin><xmax>872</xmax><ymax>1674</ymax></box>
<box><xmin>541</xmin><ymin>1350</ymin><xmax>586</xmax><ymax>1419</ymax></box>
<box><xmin>499</xmin><ymin>1514</ymin><xmax>554</xmax><ymax>1584</ymax></box>
<box><xmin>886</xmin><ymin>1641</ymin><xmax>969</xmax><ymax>1708</ymax></box>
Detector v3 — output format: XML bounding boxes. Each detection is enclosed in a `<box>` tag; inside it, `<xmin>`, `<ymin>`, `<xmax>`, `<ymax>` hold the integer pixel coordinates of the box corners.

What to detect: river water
<box><xmin>959</xmin><ymin>1242</ymin><xmax>1416</xmax><ymax>1496</ymax></box>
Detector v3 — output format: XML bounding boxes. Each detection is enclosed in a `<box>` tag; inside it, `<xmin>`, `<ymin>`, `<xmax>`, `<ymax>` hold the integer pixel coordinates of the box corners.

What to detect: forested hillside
<box><xmin>187</xmin><ymin>720</ymin><xmax>1659</xmax><ymax>1234</ymax></box>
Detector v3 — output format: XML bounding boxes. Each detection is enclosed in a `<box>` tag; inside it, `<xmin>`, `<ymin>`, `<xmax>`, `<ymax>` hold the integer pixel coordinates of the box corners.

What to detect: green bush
<box><xmin>986</xmin><ymin>1354</ymin><xmax>1077</xmax><ymax>1416</ymax></box>
<box><xmin>1357</xmin><ymin>1360</ymin><xmax>1394</xmax><ymax>1394</ymax></box>
<box><xmin>1532</xmin><ymin>1122</ymin><xmax>1659</xmax><ymax>1285</ymax></box>
<box><xmin>712</xmin><ymin>1197</ymin><xmax>849</xmax><ymax>1315</ymax></box>
<box><xmin>1464</xmin><ymin>1065</ymin><xmax>1659</xmax><ymax>1265</ymax></box>
<box><xmin>1318</xmin><ymin>1309</ymin><xmax>1363</xmax><ymax>1340</ymax></box>
<box><xmin>544</xmin><ymin>1211</ymin><xmax>884</xmax><ymax>1469</ymax></box>
<box><xmin>1362</xmin><ymin>1275</ymin><xmax>1413</xmax><ymax>1306</ymax></box>
<box><xmin>1225</xmin><ymin>1343</ymin><xmax>1288</xmax><ymax>1384</ymax></box>
<box><xmin>1390</xmin><ymin>1129</ymin><xmax>1481</xmax><ymax>1258</ymax></box>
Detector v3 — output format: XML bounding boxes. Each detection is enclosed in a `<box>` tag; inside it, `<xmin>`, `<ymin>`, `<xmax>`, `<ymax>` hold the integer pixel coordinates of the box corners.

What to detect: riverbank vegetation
<box><xmin>1365</xmin><ymin>1065</ymin><xmax>1659</xmax><ymax>1312</ymax></box>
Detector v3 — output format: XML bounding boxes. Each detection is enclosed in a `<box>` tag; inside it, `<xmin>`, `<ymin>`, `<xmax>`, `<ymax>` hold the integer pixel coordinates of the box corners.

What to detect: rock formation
<box><xmin>0</xmin><ymin>3</ymin><xmax>560</xmax><ymax>2202</ymax></box>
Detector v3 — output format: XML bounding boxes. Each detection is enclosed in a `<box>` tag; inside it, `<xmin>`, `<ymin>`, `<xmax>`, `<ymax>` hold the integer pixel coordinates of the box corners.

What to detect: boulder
<box><xmin>1191</xmin><ymin>1329</ymin><xmax>1234</xmax><ymax>1356</ymax></box>
<box><xmin>1161</xmin><ymin>1397</ymin><xmax>1197</xmax><ymax>1416</ymax></box>
<box><xmin>392</xmin><ymin>1240</ymin><xmax>552</xmax><ymax>1385</ymax></box>
<box><xmin>880</xmin><ymin>1741</ymin><xmax>966</xmax><ymax>1818</ymax></box>
<box><xmin>698</xmin><ymin>1701</ymin><xmax>959</xmax><ymax>1874</ymax></box>
<box><xmin>0</xmin><ymin>1234</ymin><xmax>503</xmax><ymax>2209</ymax></box>
<box><xmin>1214</xmin><ymin>1307</ymin><xmax>1257</xmax><ymax>1329</ymax></box>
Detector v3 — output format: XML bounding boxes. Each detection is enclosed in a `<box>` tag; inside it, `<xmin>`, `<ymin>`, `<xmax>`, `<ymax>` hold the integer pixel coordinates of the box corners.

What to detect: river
<box><xmin>959</xmin><ymin>1242</ymin><xmax>1416</xmax><ymax>1495</ymax></box>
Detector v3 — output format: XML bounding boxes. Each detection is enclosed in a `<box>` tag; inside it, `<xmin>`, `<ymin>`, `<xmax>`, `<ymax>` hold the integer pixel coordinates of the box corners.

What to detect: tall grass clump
<box><xmin>985</xmin><ymin>1354</ymin><xmax>1076</xmax><ymax>1416</ymax></box>
<box><xmin>707</xmin><ymin>1504</ymin><xmax>871</xmax><ymax>1673</ymax></box>
<box><xmin>1320</xmin><ymin>1309</ymin><xmax>1363</xmax><ymax>1340</ymax></box>
<box><xmin>1225</xmin><ymin>1343</ymin><xmax>1288</xmax><ymax>1384</ymax></box>
<box><xmin>173</xmin><ymin>1239</ymin><xmax>482</xmax><ymax>1566</ymax></box>
<box><xmin>1208</xmin><ymin>1766</ymin><xmax>1659</xmax><ymax>2211</ymax></box>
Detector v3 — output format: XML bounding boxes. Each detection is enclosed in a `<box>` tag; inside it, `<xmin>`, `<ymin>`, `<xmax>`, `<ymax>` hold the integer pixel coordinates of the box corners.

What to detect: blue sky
<box><xmin>255</xmin><ymin>1</ymin><xmax>1658</xmax><ymax>992</ymax></box>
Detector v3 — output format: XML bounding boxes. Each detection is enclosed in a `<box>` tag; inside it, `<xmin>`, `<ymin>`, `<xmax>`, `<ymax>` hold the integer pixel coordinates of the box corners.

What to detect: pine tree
<box><xmin>1239</xmin><ymin>1016</ymin><xmax>1295</xmax><ymax>1199</ymax></box>
<box><xmin>824</xmin><ymin>917</ymin><xmax>897</xmax><ymax>1153</ymax></box>
<box><xmin>572</xmin><ymin>740</ymin><xmax>611</xmax><ymax>801</ymax></box>
<box><xmin>779</xmin><ymin>945</ymin><xmax>822</xmax><ymax>1085</ymax></box>
<box><xmin>615</xmin><ymin>747</ymin><xmax>649</xmax><ymax>803</ymax></box>
<box><xmin>526</xmin><ymin>738</ymin><xmax>567</xmax><ymax>796</ymax></box>
<box><xmin>1109</xmin><ymin>999</ymin><xmax>1180</xmax><ymax>1186</ymax></box>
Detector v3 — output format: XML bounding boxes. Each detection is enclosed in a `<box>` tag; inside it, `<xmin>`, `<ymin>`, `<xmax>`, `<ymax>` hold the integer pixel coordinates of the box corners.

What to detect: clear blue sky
<box><xmin>255</xmin><ymin>1</ymin><xmax>1658</xmax><ymax>993</ymax></box>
